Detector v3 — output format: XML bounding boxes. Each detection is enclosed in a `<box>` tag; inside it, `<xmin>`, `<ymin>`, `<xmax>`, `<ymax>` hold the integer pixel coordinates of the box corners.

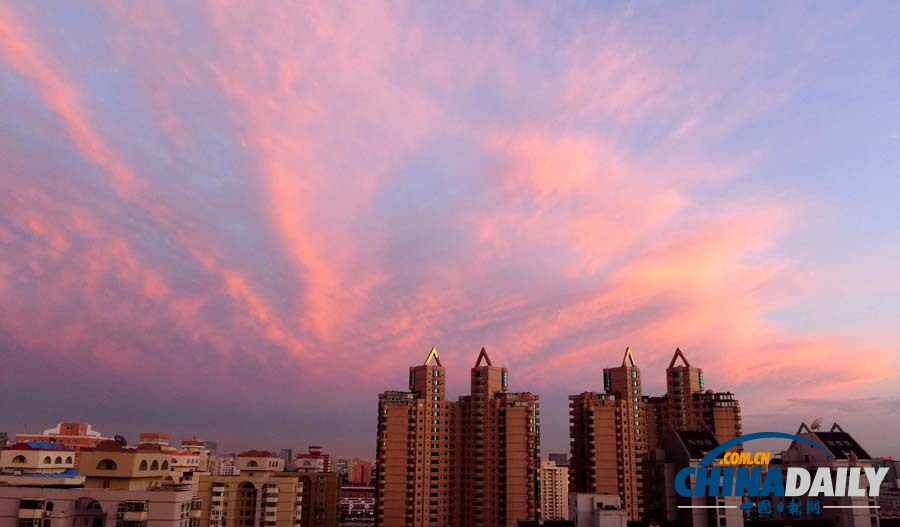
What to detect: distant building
<box><xmin>0</xmin><ymin>432</ymin><xmax>8</xmax><ymax>449</ymax></box>
<box><xmin>340</xmin><ymin>485</ymin><xmax>374</xmax><ymax>525</ymax></box>
<box><xmin>237</xmin><ymin>450</ymin><xmax>285</xmax><ymax>473</ymax></box>
<box><xmin>279</xmin><ymin>448</ymin><xmax>294</xmax><ymax>468</ymax></box>
<box><xmin>570</xmin><ymin>348</ymin><xmax>742</xmax><ymax>521</ymax></box>
<box><xmin>296</xmin><ymin>446</ymin><xmax>331</xmax><ymax>473</ymax></box>
<box><xmin>540</xmin><ymin>460</ymin><xmax>568</xmax><ymax>520</ymax></box>
<box><xmin>212</xmin><ymin>454</ymin><xmax>238</xmax><ymax>476</ymax></box>
<box><xmin>548</xmin><ymin>452</ymin><xmax>568</xmax><ymax>467</ymax></box>
<box><xmin>138</xmin><ymin>432</ymin><xmax>170</xmax><ymax>448</ymax></box>
<box><xmin>15</xmin><ymin>423</ymin><xmax>110</xmax><ymax>468</ymax></box>
<box><xmin>508</xmin><ymin>521</ymin><xmax>574</xmax><ymax>527</ymax></box>
<box><xmin>349</xmin><ymin>461</ymin><xmax>372</xmax><ymax>486</ymax></box>
<box><xmin>180</xmin><ymin>437</ymin><xmax>214</xmax><ymax>475</ymax></box>
<box><xmin>568</xmin><ymin>494</ymin><xmax>627</xmax><ymax>527</ymax></box>
<box><xmin>874</xmin><ymin>457</ymin><xmax>900</xmax><ymax>489</ymax></box>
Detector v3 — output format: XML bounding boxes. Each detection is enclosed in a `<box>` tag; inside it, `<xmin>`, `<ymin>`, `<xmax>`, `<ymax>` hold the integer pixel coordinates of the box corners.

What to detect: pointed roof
<box><xmin>668</xmin><ymin>347</ymin><xmax>691</xmax><ymax>368</ymax></box>
<box><xmin>621</xmin><ymin>346</ymin><xmax>636</xmax><ymax>367</ymax></box>
<box><xmin>475</xmin><ymin>347</ymin><xmax>492</xmax><ymax>367</ymax></box>
<box><xmin>424</xmin><ymin>346</ymin><xmax>442</xmax><ymax>367</ymax></box>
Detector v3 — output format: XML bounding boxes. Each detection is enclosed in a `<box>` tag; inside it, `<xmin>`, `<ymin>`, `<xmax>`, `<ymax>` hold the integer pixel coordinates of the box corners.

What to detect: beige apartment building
<box><xmin>538</xmin><ymin>460</ymin><xmax>567</xmax><ymax>520</ymax></box>
<box><xmin>569</xmin><ymin>347</ymin><xmax>742</xmax><ymax>521</ymax></box>
<box><xmin>195</xmin><ymin>450</ymin><xmax>337</xmax><ymax>527</ymax></box>
<box><xmin>0</xmin><ymin>441</ymin><xmax>336</xmax><ymax>527</ymax></box>
<box><xmin>0</xmin><ymin>485</ymin><xmax>199</xmax><ymax>527</ymax></box>
<box><xmin>375</xmin><ymin>347</ymin><xmax>540</xmax><ymax>527</ymax></box>
<box><xmin>78</xmin><ymin>441</ymin><xmax>173</xmax><ymax>491</ymax></box>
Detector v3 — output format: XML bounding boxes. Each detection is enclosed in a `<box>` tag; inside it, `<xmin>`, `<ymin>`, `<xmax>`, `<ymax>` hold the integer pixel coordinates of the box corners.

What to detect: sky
<box><xmin>0</xmin><ymin>1</ymin><xmax>898</xmax><ymax>459</ymax></box>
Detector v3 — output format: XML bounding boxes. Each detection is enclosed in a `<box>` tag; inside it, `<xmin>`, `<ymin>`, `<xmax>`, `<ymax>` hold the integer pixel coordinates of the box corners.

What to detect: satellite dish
<box><xmin>810</xmin><ymin>418</ymin><xmax>823</xmax><ymax>430</ymax></box>
<box><xmin>114</xmin><ymin>435</ymin><xmax>128</xmax><ymax>447</ymax></box>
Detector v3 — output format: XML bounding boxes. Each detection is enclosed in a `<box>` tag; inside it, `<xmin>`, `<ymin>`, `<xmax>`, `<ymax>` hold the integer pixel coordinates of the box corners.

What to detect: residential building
<box><xmin>296</xmin><ymin>447</ymin><xmax>330</xmax><ymax>473</ymax></box>
<box><xmin>349</xmin><ymin>462</ymin><xmax>372</xmax><ymax>487</ymax></box>
<box><xmin>569</xmin><ymin>347</ymin><xmax>741</xmax><ymax>521</ymax></box>
<box><xmin>15</xmin><ymin>423</ymin><xmax>110</xmax><ymax>468</ymax></box>
<box><xmin>375</xmin><ymin>347</ymin><xmax>540</xmax><ymax>527</ymax></box>
<box><xmin>779</xmin><ymin>421</ymin><xmax>881</xmax><ymax>527</ymax></box>
<box><xmin>642</xmin><ymin>430</ymin><xmax>743</xmax><ymax>527</ymax></box>
<box><xmin>180</xmin><ymin>438</ymin><xmax>213</xmax><ymax>474</ymax></box>
<box><xmin>540</xmin><ymin>460</ymin><xmax>568</xmax><ymax>520</ymax></box>
<box><xmin>196</xmin><ymin>471</ymin><xmax>304</xmax><ymax>527</ymax></box>
<box><xmin>339</xmin><ymin>486</ymin><xmax>374</xmax><ymax>526</ymax></box>
<box><xmin>0</xmin><ymin>441</ymin><xmax>83</xmax><ymax>487</ymax></box>
<box><xmin>547</xmin><ymin>453</ymin><xmax>568</xmax><ymax>468</ymax></box>
<box><xmin>0</xmin><ymin>485</ymin><xmax>198</xmax><ymax>527</ymax></box>
<box><xmin>297</xmin><ymin>471</ymin><xmax>339</xmax><ymax>527</ymax></box>
<box><xmin>375</xmin><ymin>346</ymin><xmax>451</xmax><ymax>527</ymax></box>
<box><xmin>279</xmin><ymin>449</ymin><xmax>294</xmax><ymax>469</ymax></box>
<box><xmin>78</xmin><ymin>440</ymin><xmax>171</xmax><ymax>491</ymax></box>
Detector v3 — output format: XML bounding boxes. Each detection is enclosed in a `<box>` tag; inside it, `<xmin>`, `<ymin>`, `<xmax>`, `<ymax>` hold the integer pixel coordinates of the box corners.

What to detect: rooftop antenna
<box><xmin>810</xmin><ymin>418</ymin><xmax>823</xmax><ymax>431</ymax></box>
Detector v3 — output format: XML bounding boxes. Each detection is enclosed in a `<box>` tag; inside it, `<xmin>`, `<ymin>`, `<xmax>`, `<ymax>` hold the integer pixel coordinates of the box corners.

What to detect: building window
<box><xmin>151</xmin><ymin>460</ymin><xmax>159</xmax><ymax>470</ymax></box>
<box><xmin>97</xmin><ymin>459</ymin><xmax>118</xmax><ymax>470</ymax></box>
<box><xmin>139</xmin><ymin>460</ymin><xmax>148</xmax><ymax>471</ymax></box>
<box><xmin>43</xmin><ymin>456</ymin><xmax>52</xmax><ymax>464</ymax></box>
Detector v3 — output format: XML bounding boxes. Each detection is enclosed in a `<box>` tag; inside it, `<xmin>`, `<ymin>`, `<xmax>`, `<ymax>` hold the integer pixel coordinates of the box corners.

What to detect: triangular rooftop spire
<box><xmin>668</xmin><ymin>347</ymin><xmax>690</xmax><ymax>368</ymax></box>
<box><xmin>796</xmin><ymin>422</ymin><xmax>811</xmax><ymax>434</ymax></box>
<box><xmin>621</xmin><ymin>346</ymin><xmax>636</xmax><ymax>367</ymax></box>
<box><xmin>475</xmin><ymin>347</ymin><xmax>492</xmax><ymax>367</ymax></box>
<box><xmin>424</xmin><ymin>346</ymin><xmax>442</xmax><ymax>367</ymax></box>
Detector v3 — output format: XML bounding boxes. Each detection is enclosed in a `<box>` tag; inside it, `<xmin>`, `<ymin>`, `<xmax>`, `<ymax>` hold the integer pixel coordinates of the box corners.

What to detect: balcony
<box><xmin>123</xmin><ymin>512</ymin><xmax>149</xmax><ymax>522</ymax></box>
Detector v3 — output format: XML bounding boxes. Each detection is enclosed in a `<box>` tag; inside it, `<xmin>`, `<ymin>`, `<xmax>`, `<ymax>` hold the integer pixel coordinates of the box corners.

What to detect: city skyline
<box><xmin>2</xmin><ymin>1</ymin><xmax>900</xmax><ymax>460</ymax></box>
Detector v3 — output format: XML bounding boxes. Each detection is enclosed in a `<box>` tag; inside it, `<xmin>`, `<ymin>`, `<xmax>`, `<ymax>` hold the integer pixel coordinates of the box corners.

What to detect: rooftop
<box><xmin>5</xmin><ymin>441</ymin><xmax>73</xmax><ymax>452</ymax></box>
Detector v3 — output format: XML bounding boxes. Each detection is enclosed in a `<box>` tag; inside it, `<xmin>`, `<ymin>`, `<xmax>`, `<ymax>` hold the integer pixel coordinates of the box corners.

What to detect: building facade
<box><xmin>569</xmin><ymin>348</ymin><xmax>742</xmax><ymax>521</ymax></box>
<box><xmin>642</xmin><ymin>430</ymin><xmax>744</xmax><ymax>527</ymax></box>
<box><xmin>339</xmin><ymin>486</ymin><xmax>374</xmax><ymax>526</ymax></box>
<box><xmin>539</xmin><ymin>460</ymin><xmax>568</xmax><ymax>521</ymax></box>
<box><xmin>375</xmin><ymin>347</ymin><xmax>540</xmax><ymax>527</ymax></box>
<box><xmin>15</xmin><ymin>423</ymin><xmax>110</xmax><ymax>468</ymax></box>
<box><xmin>295</xmin><ymin>448</ymin><xmax>330</xmax><ymax>474</ymax></box>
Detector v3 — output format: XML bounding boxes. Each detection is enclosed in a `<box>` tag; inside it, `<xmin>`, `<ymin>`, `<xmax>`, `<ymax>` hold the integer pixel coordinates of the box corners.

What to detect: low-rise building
<box><xmin>568</xmin><ymin>494</ymin><xmax>627</xmax><ymax>527</ymax></box>
<box><xmin>338</xmin><ymin>486</ymin><xmax>373</xmax><ymax>525</ymax></box>
<box><xmin>79</xmin><ymin>440</ymin><xmax>170</xmax><ymax>491</ymax></box>
<box><xmin>0</xmin><ymin>441</ymin><xmax>83</xmax><ymax>487</ymax></box>
<box><xmin>15</xmin><ymin>423</ymin><xmax>109</xmax><ymax>468</ymax></box>
<box><xmin>0</xmin><ymin>485</ymin><xmax>198</xmax><ymax>527</ymax></box>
